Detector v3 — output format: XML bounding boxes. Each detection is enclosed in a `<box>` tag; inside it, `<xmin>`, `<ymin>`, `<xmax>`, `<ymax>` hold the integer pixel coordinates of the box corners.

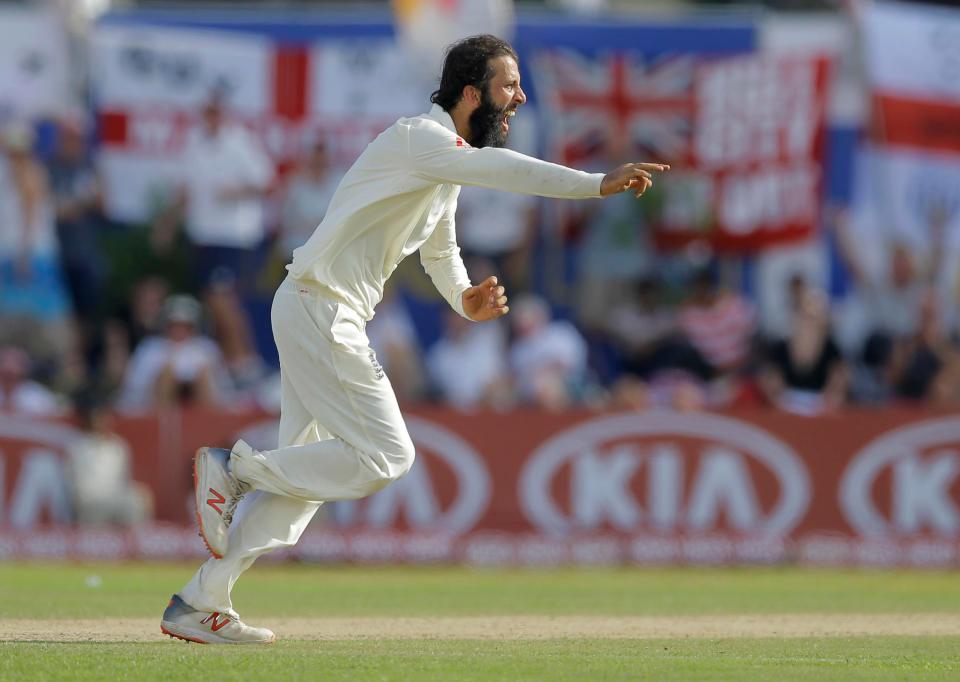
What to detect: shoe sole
<box><xmin>193</xmin><ymin>448</ymin><xmax>224</xmax><ymax>560</ymax></box>
<box><xmin>161</xmin><ymin>623</ymin><xmax>208</xmax><ymax>644</ymax></box>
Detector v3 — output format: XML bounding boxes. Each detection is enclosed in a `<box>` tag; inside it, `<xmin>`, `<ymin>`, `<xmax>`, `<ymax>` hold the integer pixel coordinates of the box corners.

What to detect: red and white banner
<box><xmin>0</xmin><ymin>7</ymin><xmax>70</xmax><ymax>120</ymax></box>
<box><xmin>852</xmin><ymin>1</ymin><xmax>960</xmax><ymax>263</ymax></box>
<box><xmin>91</xmin><ymin>25</ymin><xmax>423</xmax><ymax>223</ymax></box>
<box><xmin>534</xmin><ymin>50</ymin><xmax>831</xmax><ymax>253</ymax></box>
<box><xmin>4</xmin><ymin>407</ymin><xmax>960</xmax><ymax>567</ymax></box>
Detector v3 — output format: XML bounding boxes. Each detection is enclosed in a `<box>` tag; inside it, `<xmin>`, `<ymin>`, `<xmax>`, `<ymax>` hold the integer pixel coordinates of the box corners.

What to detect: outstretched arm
<box><xmin>408</xmin><ymin>123</ymin><xmax>669</xmax><ymax>200</ymax></box>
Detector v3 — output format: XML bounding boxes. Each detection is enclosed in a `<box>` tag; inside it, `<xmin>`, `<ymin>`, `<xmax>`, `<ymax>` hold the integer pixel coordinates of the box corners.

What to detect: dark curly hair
<box><xmin>430</xmin><ymin>34</ymin><xmax>519</xmax><ymax>112</ymax></box>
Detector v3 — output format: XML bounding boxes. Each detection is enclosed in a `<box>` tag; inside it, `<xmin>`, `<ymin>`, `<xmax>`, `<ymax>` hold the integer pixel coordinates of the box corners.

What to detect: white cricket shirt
<box><xmin>289</xmin><ymin>104</ymin><xmax>604</xmax><ymax>321</ymax></box>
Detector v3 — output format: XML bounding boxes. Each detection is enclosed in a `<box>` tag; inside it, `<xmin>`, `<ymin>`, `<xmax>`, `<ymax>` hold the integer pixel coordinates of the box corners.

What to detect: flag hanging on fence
<box><xmin>852</xmin><ymin>1</ymin><xmax>960</xmax><ymax>272</ymax></box>
<box><xmin>0</xmin><ymin>7</ymin><xmax>69</xmax><ymax>120</ymax></box>
<box><xmin>92</xmin><ymin>24</ymin><xmax>422</xmax><ymax>223</ymax></box>
<box><xmin>846</xmin><ymin>0</ymin><xmax>960</xmax><ymax>332</ymax></box>
<box><xmin>534</xmin><ymin>48</ymin><xmax>832</xmax><ymax>253</ymax></box>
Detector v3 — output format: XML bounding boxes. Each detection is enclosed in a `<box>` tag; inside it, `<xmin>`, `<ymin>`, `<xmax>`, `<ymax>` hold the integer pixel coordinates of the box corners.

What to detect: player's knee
<box><xmin>392</xmin><ymin>436</ymin><xmax>416</xmax><ymax>479</ymax></box>
<box><xmin>354</xmin><ymin>434</ymin><xmax>415</xmax><ymax>488</ymax></box>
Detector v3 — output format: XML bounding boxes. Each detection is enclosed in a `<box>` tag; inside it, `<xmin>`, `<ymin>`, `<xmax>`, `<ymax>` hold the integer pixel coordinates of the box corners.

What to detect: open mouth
<box><xmin>502</xmin><ymin>108</ymin><xmax>516</xmax><ymax>131</ymax></box>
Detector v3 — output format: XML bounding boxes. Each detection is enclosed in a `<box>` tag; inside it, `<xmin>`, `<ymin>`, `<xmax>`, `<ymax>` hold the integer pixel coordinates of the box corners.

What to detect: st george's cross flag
<box><xmin>92</xmin><ymin>23</ymin><xmax>423</xmax><ymax>222</ymax></box>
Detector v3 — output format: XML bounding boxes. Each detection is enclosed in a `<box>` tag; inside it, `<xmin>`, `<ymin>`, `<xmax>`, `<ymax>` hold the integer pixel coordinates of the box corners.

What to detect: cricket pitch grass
<box><xmin>2</xmin><ymin>563</ymin><xmax>959</xmax><ymax>680</ymax></box>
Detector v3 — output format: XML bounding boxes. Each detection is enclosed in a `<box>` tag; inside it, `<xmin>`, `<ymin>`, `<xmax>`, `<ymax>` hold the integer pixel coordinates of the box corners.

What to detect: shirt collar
<box><xmin>427</xmin><ymin>103</ymin><xmax>458</xmax><ymax>134</ymax></box>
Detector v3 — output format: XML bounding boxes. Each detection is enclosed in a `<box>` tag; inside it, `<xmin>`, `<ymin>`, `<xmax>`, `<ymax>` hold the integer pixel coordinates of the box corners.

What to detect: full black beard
<box><xmin>468</xmin><ymin>88</ymin><xmax>510</xmax><ymax>149</ymax></box>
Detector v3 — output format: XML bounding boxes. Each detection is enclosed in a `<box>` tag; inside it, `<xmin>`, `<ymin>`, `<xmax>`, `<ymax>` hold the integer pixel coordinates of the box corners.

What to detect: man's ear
<box><xmin>463</xmin><ymin>84</ymin><xmax>481</xmax><ymax>106</ymax></box>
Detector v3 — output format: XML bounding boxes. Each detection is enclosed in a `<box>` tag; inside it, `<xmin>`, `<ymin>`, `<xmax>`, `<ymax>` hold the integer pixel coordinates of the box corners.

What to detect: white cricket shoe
<box><xmin>193</xmin><ymin>444</ymin><xmax>251</xmax><ymax>559</ymax></box>
<box><xmin>161</xmin><ymin>594</ymin><xmax>275</xmax><ymax>645</ymax></box>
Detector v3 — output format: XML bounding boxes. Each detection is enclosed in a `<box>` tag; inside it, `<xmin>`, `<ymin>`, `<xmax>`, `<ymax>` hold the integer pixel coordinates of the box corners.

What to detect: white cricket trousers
<box><xmin>180</xmin><ymin>276</ymin><xmax>415</xmax><ymax>615</ymax></box>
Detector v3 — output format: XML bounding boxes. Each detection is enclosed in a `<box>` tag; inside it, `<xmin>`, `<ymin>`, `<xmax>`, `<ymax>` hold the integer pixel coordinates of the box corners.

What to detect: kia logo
<box><xmin>519</xmin><ymin>412</ymin><xmax>810</xmax><ymax>535</ymax></box>
<box><xmin>841</xmin><ymin>417</ymin><xmax>960</xmax><ymax>537</ymax></box>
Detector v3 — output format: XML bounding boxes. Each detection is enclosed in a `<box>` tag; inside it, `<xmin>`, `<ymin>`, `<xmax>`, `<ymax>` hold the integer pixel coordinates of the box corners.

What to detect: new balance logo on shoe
<box><xmin>201</xmin><ymin>613</ymin><xmax>230</xmax><ymax>632</ymax></box>
<box><xmin>162</xmin><ymin>594</ymin><xmax>275</xmax><ymax>644</ymax></box>
<box><xmin>194</xmin><ymin>447</ymin><xmax>250</xmax><ymax>559</ymax></box>
<box><xmin>206</xmin><ymin>488</ymin><xmax>226</xmax><ymax>515</ymax></box>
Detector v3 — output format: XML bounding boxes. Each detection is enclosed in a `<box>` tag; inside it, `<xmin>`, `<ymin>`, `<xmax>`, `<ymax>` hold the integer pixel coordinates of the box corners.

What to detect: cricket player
<box><xmin>161</xmin><ymin>34</ymin><xmax>668</xmax><ymax>644</ymax></box>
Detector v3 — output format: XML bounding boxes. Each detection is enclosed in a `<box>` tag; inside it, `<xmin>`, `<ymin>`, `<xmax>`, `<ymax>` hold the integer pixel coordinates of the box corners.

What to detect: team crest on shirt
<box><xmin>455</xmin><ymin>136</ymin><xmax>467</xmax><ymax>147</ymax></box>
<box><xmin>369</xmin><ymin>350</ymin><xmax>385</xmax><ymax>380</ymax></box>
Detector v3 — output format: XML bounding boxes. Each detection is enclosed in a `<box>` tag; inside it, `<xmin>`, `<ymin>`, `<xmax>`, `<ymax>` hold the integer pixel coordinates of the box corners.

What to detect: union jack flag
<box><xmin>533</xmin><ymin>49</ymin><xmax>697</xmax><ymax>167</ymax></box>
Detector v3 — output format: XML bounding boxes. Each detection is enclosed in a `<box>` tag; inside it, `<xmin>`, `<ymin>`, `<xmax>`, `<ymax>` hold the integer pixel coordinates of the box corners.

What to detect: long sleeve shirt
<box><xmin>289</xmin><ymin>104</ymin><xmax>604</xmax><ymax>321</ymax></box>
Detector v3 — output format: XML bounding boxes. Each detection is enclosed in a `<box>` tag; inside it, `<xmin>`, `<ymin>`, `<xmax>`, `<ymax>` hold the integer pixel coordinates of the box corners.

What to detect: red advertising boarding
<box><xmin>2</xmin><ymin>407</ymin><xmax>960</xmax><ymax>567</ymax></box>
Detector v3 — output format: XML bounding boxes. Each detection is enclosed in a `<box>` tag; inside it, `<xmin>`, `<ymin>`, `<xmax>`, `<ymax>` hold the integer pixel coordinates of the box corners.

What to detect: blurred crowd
<box><xmin>1</xmin><ymin>92</ymin><xmax>959</xmax><ymax>429</ymax></box>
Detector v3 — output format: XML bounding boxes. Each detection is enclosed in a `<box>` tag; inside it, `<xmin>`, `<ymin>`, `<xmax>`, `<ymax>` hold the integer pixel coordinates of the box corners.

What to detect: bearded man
<box><xmin>161</xmin><ymin>34</ymin><xmax>668</xmax><ymax>644</ymax></box>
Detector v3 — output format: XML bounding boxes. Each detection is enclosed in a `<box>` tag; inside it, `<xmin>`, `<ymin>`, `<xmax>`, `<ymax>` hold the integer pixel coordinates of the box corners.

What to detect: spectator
<box><xmin>509</xmin><ymin>294</ymin><xmax>589</xmax><ymax>410</ymax></box>
<box><xmin>677</xmin><ymin>266</ymin><xmax>757</xmax><ymax>379</ymax></box>
<box><xmin>278</xmin><ymin>136</ymin><xmax>341</xmax><ymax>261</ymax></box>
<box><xmin>0</xmin><ymin>345</ymin><xmax>64</xmax><ymax>416</ymax></box>
<box><xmin>117</xmin><ymin>295</ymin><xmax>234</xmax><ymax>411</ymax></box>
<box><xmin>427</xmin><ymin>309</ymin><xmax>510</xmax><ymax>409</ymax></box>
<box><xmin>605</xmin><ymin>276</ymin><xmax>678</xmax><ymax>377</ymax></box>
<box><xmin>890</xmin><ymin>291</ymin><xmax>960</xmax><ymax>404</ymax></box>
<box><xmin>848</xmin><ymin>239</ymin><xmax>926</xmax><ymax>347</ymax></box>
<box><xmin>575</xmin><ymin>144</ymin><xmax>656</xmax><ymax>332</ymax></box>
<box><xmin>850</xmin><ymin>331</ymin><xmax>895</xmax><ymax>406</ymax></box>
<box><xmin>754</xmin><ymin>241</ymin><xmax>829</xmax><ymax>342</ymax></box>
<box><xmin>833</xmin><ymin>197</ymin><xmax>952</xmax><ymax>350</ymax></box>
<box><xmin>761</xmin><ymin>287</ymin><xmax>847</xmax><ymax>415</ymax></box>
<box><xmin>117</xmin><ymin>275</ymin><xmax>172</xmax><ymax>354</ymax></box>
<box><xmin>99</xmin><ymin>276</ymin><xmax>174</xmax><ymax>394</ymax></box>
<box><xmin>600</xmin><ymin>272</ymin><xmax>732</xmax><ymax>409</ymax></box>
<box><xmin>366</xmin><ymin>284</ymin><xmax>427</xmax><ymax>403</ymax></box>
<box><xmin>66</xmin><ymin>391</ymin><xmax>153</xmax><ymax>526</ymax></box>
<box><xmin>152</xmin><ymin>89</ymin><xmax>274</xmax><ymax>387</ymax></box>
<box><xmin>47</xmin><ymin>113</ymin><xmax>108</xmax><ymax>367</ymax></box>
<box><xmin>456</xmin><ymin>183</ymin><xmax>538</xmax><ymax>288</ymax></box>
<box><xmin>0</xmin><ymin>122</ymin><xmax>74</xmax><ymax>376</ymax></box>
